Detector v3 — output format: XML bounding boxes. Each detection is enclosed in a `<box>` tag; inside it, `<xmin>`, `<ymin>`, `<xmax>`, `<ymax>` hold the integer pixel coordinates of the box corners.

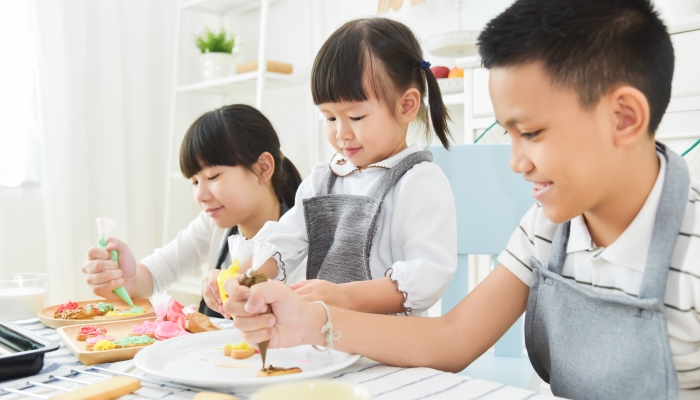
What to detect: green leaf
<box><xmin>194</xmin><ymin>27</ymin><xmax>235</xmax><ymax>54</ymax></box>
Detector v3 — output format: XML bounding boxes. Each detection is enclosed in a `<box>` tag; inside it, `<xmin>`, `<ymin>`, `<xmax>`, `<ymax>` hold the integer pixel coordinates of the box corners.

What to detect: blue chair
<box><xmin>430</xmin><ymin>143</ymin><xmax>536</xmax><ymax>388</ymax></box>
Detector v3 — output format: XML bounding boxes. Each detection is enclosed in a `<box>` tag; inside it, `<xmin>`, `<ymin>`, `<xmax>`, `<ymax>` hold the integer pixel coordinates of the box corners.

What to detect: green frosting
<box><xmin>87</xmin><ymin>302</ymin><xmax>114</xmax><ymax>313</ymax></box>
<box><xmin>116</xmin><ymin>335</ymin><xmax>155</xmax><ymax>346</ymax></box>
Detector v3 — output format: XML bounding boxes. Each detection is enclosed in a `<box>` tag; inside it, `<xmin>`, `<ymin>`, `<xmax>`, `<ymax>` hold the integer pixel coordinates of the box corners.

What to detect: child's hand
<box><xmin>224</xmin><ymin>278</ymin><xmax>323</xmax><ymax>349</ymax></box>
<box><xmin>201</xmin><ymin>269</ymin><xmax>228</xmax><ymax>318</ymax></box>
<box><xmin>290</xmin><ymin>279</ymin><xmax>352</xmax><ymax>309</ymax></box>
<box><xmin>82</xmin><ymin>238</ymin><xmax>137</xmax><ymax>299</ymax></box>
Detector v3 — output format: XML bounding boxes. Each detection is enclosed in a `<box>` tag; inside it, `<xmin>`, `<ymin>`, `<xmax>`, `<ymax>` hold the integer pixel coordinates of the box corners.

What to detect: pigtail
<box><xmin>423</xmin><ymin>66</ymin><xmax>452</xmax><ymax>149</ymax></box>
<box><xmin>276</xmin><ymin>156</ymin><xmax>302</xmax><ymax>208</ymax></box>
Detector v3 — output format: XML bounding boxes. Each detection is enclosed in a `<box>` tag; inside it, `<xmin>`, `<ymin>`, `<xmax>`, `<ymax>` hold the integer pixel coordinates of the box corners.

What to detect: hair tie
<box><xmin>280</xmin><ymin>151</ymin><xmax>285</xmax><ymax>160</ymax></box>
<box><xmin>419</xmin><ymin>60</ymin><xmax>431</xmax><ymax>70</ymax></box>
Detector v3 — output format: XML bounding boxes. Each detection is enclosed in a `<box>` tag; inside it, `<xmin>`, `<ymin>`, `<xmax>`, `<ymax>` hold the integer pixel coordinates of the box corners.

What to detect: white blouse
<box><xmin>141</xmin><ymin>212</ymin><xmax>230</xmax><ymax>293</ymax></box>
<box><xmin>254</xmin><ymin>144</ymin><xmax>458</xmax><ymax>315</ymax></box>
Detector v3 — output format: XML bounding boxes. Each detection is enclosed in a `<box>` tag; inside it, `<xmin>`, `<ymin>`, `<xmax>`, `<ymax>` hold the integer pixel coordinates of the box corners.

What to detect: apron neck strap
<box><xmin>316</xmin><ymin>171</ymin><xmax>338</xmax><ymax>196</ymax></box>
<box><xmin>638</xmin><ymin>143</ymin><xmax>690</xmax><ymax>300</ymax></box>
<box><xmin>545</xmin><ymin>143</ymin><xmax>689</xmax><ymax>302</ymax></box>
<box><xmin>215</xmin><ymin>226</ymin><xmax>239</xmax><ymax>270</ymax></box>
<box><xmin>369</xmin><ymin>150</ymin><xmax>433</xmax><ymax>201</ymax></box>
<box><xmin>547</xmin><ymin>222</ymin><xmax>571</xmax><ymax>274</ymax></box>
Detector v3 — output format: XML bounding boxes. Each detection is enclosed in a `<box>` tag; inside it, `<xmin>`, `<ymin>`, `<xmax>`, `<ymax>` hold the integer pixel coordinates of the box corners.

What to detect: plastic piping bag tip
<box><xmin>259</xmin><ymin>340</ymin><xmax>269</xmax><ymax>368</ymax></box>
<box><xmin>113</xmin><ymin>286</ymin><xmax>134</xmax><ymax>307</ymax></box>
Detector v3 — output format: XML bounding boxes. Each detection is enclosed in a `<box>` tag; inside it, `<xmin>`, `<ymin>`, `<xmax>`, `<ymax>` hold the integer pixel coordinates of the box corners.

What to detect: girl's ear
<box><xmin>399</xmin><ymin>88</ymin><xmax>421</xmax><ymax>123</ymax></box>
<box><xmin>254</xmin><ymin>152</ymin><xmax>276</xmax><ymax>185</ymax></box>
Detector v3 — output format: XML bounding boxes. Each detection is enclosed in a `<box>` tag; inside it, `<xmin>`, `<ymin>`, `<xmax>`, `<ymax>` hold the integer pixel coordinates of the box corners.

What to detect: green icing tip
<box><xmin>113</xmin><ymin>286</ymin><xmax>134</xmax><ymax>307</ymax></box>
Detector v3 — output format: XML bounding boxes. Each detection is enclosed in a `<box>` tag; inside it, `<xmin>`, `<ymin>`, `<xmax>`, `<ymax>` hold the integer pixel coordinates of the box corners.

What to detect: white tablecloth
<box><xmin>2</xmin><ymin>318</ymin><xmax>551</xmax><ymax>399</ymax></box>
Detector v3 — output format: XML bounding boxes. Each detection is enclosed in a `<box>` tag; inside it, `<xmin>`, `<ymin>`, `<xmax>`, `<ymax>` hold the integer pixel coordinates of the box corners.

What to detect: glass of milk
<box><xmin>0</xmin><ymin>273</ymin><xmax>48</xmax><ymax>321</ymax></box>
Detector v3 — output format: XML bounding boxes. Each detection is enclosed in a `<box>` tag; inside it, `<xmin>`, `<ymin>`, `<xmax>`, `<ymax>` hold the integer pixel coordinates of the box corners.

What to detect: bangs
<box><xmin>313</xmin><ymin>21</ymin><xmax>387</xmax><ymax>105</ymax></box>
<box><xmin>179</xmin><ymin>110</ymin><xmax>240</xmax><ymax>178</ymax></box>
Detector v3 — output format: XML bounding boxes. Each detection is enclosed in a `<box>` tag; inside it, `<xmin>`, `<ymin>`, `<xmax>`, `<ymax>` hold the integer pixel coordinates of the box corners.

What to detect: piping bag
<box><xmin>238</xmin><ymin>241</ymin><xmax>277</xmax><ymax>368</ymax></box>
<box><xmin>217</xmin><ymin>236</ymin><xmax>254</xmax><ymax>304</ymax></box>
<box><xmin>96</xmin><ymin>217</ymin><xmax>134</xmax><ymax>307</ymax></box>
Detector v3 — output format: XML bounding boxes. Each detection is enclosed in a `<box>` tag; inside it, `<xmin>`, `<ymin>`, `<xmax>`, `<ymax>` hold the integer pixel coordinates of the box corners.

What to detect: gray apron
<box><xmin>525</xmin><ymin>143</ymin><xmax>688</xmax><ymax>399</ymax></box>
<box><xmin>303</xmin><ymin>150</ymin><xmax>432</xmax><ymax>283</ymax></box>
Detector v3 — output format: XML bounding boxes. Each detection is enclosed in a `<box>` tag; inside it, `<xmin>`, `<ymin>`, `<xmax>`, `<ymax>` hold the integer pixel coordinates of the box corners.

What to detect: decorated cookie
<box><xmin>75</xmin><ymin>325</ymin><xmax>108</xmax><ymax>341</ymax></box>
<box><xmin>55</xmin><ymin>307</ymin><xmax>94</xmax><ymax>320</ymax></box>
<box><xmin>106</xmin><ymin>306</ymin><xmax>146</xmax><ymax>317</ymax></box>
<box><xmin>115</xmin><ymin>335</ymin><xmax>155</xmax><ymax>348</ymax></box>
<box><xmin>86</xmin><ymin>302</ymin><xmax>114</xmax><ymax>316</ymax></box>
<box><xmin>257</xmin><ymin>366</ymin><xmax>302</xmax><ymax>377</ymax></box>
<box><xmin>230</xmin><ymin>341</ymin><xmax>256</xmax><ymax>360</ymax></box>
<box><xmin>129</xmin><ymin>320</ymin><xmax>157</xmax><ymax>338</ymax></box>
<box><xmin>85</xmin><ymin>335</ymin><xmax>115</xmax><ymax>350</ymax></box>
<box><xmin>55</xmin><ymin>300</ymin><xmax>79</xmax><ymax>315</ymax></box>
<box><xmin>88</xmin><ymin>339</ymin><xmax>116</xmax><ymax>351</ymax></box>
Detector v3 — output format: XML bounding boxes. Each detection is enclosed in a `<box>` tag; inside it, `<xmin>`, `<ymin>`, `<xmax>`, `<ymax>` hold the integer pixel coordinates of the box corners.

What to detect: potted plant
<box><xmin>195</xmin><ymin>28</ymin><xmax>235</xmax><ymax>80</ymax></box>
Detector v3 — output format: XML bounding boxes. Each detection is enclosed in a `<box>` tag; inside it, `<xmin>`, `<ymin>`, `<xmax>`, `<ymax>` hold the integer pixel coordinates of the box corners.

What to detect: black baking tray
<box><xmin>0</xmin><ymin>318</ymin><xmax>59</xmax><ymax>381</ymax></box>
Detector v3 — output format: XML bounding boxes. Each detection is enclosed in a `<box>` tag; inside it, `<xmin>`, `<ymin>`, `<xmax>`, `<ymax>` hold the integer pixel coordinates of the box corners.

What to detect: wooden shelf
<box><xmin>176</xmin><ymin>71</ymin><xmax>303</xmax><ymax>94</ymax></box>
<box><xmin>179</xmin><ymin>0</ymin><xmax>280</xmax><ymax>13</ymax></box>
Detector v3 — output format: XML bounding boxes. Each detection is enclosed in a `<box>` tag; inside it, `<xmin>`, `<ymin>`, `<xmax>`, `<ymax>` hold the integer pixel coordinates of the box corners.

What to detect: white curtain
<box><xmin>28</xmin><ymin>0</ymin><xmax>175</xmax><ymax>303</ymax></box>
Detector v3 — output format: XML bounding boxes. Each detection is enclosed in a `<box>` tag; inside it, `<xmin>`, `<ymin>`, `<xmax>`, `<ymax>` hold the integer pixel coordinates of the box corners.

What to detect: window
<box><xmin>0</xmin><ymin>1</ymin><xmax>41</xmax><ymax>187</ymax></box>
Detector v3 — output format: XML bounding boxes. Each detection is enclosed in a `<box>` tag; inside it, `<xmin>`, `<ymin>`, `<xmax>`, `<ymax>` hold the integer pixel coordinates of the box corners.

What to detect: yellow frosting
<box><xmin>94</xmin><ymin>339</ymin><xmax>116</xmax><ymax>351</ymax></box>
<box><xmin>106</xmin><ymin>306</ymin><xmax>146</xmax><ymax>317</ymax></box>
<box><xmin>217</xmin><ymin>262</ymin><xmax>240</xmax><ymax>303</ymax></box>
<box><xmin>224</xmin><ymin>344</ymin><xmax>233</xmax><ymax>349</ymax></box>
<box><xmin>231</xmin><ymin>341</ymin><xmax>251</xmax><ymax>350</ymax></box>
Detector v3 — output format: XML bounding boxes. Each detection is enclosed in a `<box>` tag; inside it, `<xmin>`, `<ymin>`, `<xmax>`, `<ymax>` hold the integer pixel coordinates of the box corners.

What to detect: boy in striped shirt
<box><xmin>225</xmin><ymin>0</ymin><xmax>698</xmax><ymax>398</ymax></box>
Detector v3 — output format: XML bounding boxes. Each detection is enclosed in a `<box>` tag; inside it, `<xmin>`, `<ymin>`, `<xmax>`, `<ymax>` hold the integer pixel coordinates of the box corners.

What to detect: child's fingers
<box><xmin>85</xmin><ymin>268</ymin><xmax>123</xmax><ymax>287</ymax></box>
<box><xmin>244</xmin><ymin>281</ymin><xmax>291</xmax><ymax>313</ymax></box>
<box><xmin>201</xmin><ymin>277</ymin><xmax>222</xmax><ymax>313</ymax></box>
<box><xmin>233</xmin><ymin>313</ymin><xmax>275</xmax><ymax>335</ymax></box>
<box><xmin>90</xmin><ymin>278</ymin><xmax>125</xmax><ymax>295</ymax></box>
<box><xmin>105</xmin><ymin>237</ymin><xmax>127</xmax><ymax>253</ymax></box>
<box><xmin>240</xmin><ymin>328</ymin><xmax>275</xmax><ymax>346</ymax></box>
<box><xmin>86</xmin><ymin>246</ymin><xmax>111</xmax><ymax>261</ymax></box>
<box><xmin>82</xmin><ymin>259</ymin><xmax>119</xmax><ymax>275</ymax></box>
<box><xmin>294</xmin><ymin>284</ymin><xmax>314</xmax><ymax>296</ymax></box>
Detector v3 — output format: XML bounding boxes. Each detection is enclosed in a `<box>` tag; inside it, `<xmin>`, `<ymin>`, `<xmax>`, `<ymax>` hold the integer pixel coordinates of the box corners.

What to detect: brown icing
<box><xmin>239</xmin><ymin>271</ymin><xmax>270</xmax><ymax>368</ymax></box>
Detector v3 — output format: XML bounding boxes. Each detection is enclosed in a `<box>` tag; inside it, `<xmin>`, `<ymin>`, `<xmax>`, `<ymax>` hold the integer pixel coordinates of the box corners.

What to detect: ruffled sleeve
<box><xmin>382</xmin><ymin>162</ymin><xmax>458</xmax><ymax>315</ymax></box>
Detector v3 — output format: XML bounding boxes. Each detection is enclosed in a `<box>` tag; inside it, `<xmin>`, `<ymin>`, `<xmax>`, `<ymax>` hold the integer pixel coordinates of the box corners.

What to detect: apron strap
<box><xmin>369</xmin><ymin>150</ymin><xmax>433</xmax><ymax>201</ymax></box>
<box><xmin>638</xmin><ymin>143</ymin><xmax>690</xmax><ymax>301</ymax></box>
<box><xmin>546</xmin><ymin>221</ymin><xmax>571</xmax><ymax>274</ymax></box>
<box><xmin>316</xmin><ymin>170</ymin><xmax>338</xmax><ymax>196</ymax></box>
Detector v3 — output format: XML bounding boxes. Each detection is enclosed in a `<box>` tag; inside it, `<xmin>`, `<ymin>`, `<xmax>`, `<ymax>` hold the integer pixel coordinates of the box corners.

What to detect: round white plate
<box><xmin>134</xmin><ymin>329</ymin><xmax>361</xmax><ymax>389</ymax></box>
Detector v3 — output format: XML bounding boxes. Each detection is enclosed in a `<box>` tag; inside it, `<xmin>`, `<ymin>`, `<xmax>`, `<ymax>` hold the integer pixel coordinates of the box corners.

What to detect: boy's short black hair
<box><xmin>478</xmin><ymin>0</ymin><xmax>674</xmax><ymax>134</ymax></box>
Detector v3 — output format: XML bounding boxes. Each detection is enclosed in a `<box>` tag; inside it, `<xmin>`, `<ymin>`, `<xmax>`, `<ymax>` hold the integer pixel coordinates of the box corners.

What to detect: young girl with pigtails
<box><xmin>231</xmin><ymin>18</ymin><xmax>458</xmax><ymax>316</ymax></box>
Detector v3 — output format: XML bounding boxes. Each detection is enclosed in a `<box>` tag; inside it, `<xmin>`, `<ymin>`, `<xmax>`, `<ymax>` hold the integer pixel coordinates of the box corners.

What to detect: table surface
<box><xmin>2</xmin><ymin>318</ymin><xmax>552</xmax><ymax>400</ymax></box>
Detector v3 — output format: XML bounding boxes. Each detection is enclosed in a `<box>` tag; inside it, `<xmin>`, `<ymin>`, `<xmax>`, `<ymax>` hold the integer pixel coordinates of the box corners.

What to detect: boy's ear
<box><xmin>608</xmin><ymin>86</ymin><xmax>651</xmax><ymax>147</ymax></box>
<box><xmin>398</xmin><ymin>88</ymin><xmax>421</xmax><ymax>123</ymax></box>
<box><xmin>254</xmin><ymin>152</ymin><xmax>275</xmax><ymax>184</ymax></box>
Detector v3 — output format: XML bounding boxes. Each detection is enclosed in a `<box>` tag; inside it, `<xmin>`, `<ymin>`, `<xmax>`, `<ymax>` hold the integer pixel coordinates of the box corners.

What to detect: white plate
<box><xmin>134</xmin><ymin>329</ymin><xmax>361</xmax><ymax>389</ymax></box>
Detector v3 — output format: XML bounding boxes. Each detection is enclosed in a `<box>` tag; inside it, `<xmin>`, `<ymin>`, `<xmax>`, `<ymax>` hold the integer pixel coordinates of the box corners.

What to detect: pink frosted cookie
<box><xmin>130</xmin><ymin>320</ymin><xmax>157</xmax><ymax>338</ymax></box>
<box><xmin>85</xmin><ymin>335</ymin><xmax>115</xmax><ymax>351</ymax></box>
<box><xmin>75</xmin><ymin>325</ymin><xmax>107</xmax><ymax>341</ymax></box>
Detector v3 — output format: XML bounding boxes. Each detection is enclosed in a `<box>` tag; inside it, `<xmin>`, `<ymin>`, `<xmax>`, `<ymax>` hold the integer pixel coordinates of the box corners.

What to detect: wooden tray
<box><xmin>38</xmin><ymin>298</ymin><xmax>155</xmax><ymax>329</ymax></box>
<box><xmin>56</xmin><ymin>317</ymin><xmax>159</xmax><ymax>366</ymax></box>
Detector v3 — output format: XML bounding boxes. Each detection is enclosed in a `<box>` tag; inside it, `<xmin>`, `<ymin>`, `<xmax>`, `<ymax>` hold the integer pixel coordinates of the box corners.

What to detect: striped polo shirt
<box><xmin>498</xmin><ymin>152</ymin><xmax>700</xmax><ymax>396</ymax></box>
